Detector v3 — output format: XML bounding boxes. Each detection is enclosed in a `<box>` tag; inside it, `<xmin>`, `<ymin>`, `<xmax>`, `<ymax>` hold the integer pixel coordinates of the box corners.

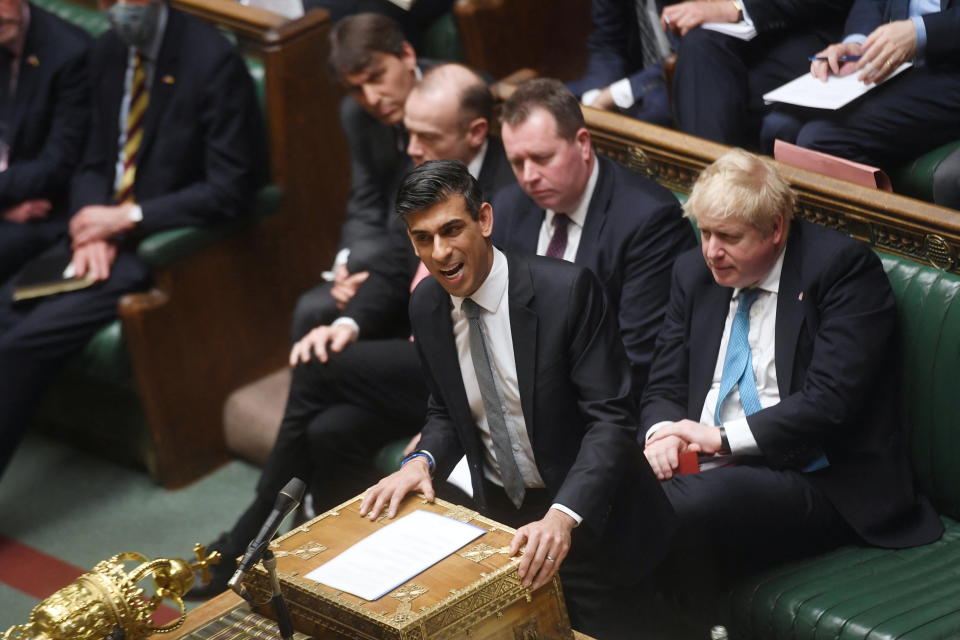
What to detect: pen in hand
<box><xmin>808</xmin><ymin>55</ymin><xmax>862</xmax><ymax>62</ymax></box>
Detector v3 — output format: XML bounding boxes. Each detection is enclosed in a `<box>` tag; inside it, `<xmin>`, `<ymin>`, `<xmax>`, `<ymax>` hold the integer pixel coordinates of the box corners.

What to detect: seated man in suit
<box><xmin>566</xmin><ymin>0</ymin><xmax>674</xmax><ymax>126</ymax></box>
<box><xmin>494</xmin><ymin>78</ymin><xmax>694</xmax><ymax>397</ymax></box>
<box><xmin>290</xmin><ymin>12</ymin><xmax>438</xmax><ymax>340</ymax></box>
<box><xmin>362</xmin><ymin>159</ymin><xmax>674</xmax><ymax>640</ymax></box>
<box><xmin>664</xmin><ymin>0</ymin><xmax>851</xmax><ymax>148</ymax></box>
<box><xmin>641</xmin><ymin>149</ymin><xmax>941</xmax><ymax>588</ymax></box>
<box><xmin>763</xmin><ymin>0</ymin><xmax>960</xmax><ymax>169</ymax></box>
<box><xmin>0</xmin><ymin>0</ymin><xmax>90</xmax><ymax>283</ymax></box>
<box><xmin>190</xmin><ymin>64</ymin><xmax>516</xmax><ymax>599</ymax></box>
<box><xmin>0</xmin><ymin>0</ymin><xmax>263</xmax><ymax>479</ymax></box>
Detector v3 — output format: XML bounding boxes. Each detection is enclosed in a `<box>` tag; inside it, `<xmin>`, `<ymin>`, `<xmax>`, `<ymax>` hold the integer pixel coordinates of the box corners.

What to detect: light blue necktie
<box><xmin>714</xmin><ymin>288</ymin><xmax>830</xmax><ymax>472</ymax></box>
<box><xmin>714</xmin><ymin>289</ymin><xmax>762</xmax><ymax>425</ymax></box>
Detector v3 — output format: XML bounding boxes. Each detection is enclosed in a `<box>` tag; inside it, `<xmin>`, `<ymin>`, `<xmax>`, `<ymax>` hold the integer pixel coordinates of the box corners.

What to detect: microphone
<box><xmin>228</xmin><ymin>477</ymin><xmax>306</xmax><ymax>591</ymax></box>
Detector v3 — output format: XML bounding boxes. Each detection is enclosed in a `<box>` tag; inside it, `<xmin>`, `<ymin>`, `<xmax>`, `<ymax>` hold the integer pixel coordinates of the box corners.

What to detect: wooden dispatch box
<box><xmin>241</xmin><ymin>494</ymin><xmax>574</xmax><ymax>640</ymax></box>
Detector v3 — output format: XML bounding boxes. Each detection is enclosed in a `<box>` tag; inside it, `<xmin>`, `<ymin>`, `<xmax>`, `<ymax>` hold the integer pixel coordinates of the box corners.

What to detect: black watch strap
<box><xmin>718</xmin><ymin>426</ymin><xmax>731</xmax><ymax>454</ymax></box>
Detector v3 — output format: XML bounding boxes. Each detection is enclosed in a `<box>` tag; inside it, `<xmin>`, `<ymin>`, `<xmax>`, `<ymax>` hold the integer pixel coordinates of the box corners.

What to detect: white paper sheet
<box><xmin>305</xmin><ymin>510</ymin><xmax>485</xmax><ymax>601</ymax></box>
<box><xmin>701</xmin><ymin>20</ymin><xmax>757</xmax><ymax>40</ymax></box>
<box><xmin>763</xmin><ymin>63</ymin><xmax>912</xmax><ymax>110</ymax></box>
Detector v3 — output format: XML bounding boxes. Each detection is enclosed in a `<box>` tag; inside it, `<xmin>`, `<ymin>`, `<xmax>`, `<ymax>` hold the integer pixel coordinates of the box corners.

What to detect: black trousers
<box><xmin>228</xmin><ymin>339</ymin><xmax>428</xmax><ymax>551</ymax></box>
<box><xmin>289</xmin><ymin>280</ymin><xmax>339</xmax><ymax>343</ymax></box>
<box><xmin>478</xmin><ymin>479</ymin><xmax>659</xmax><ymax>640</ymax></box>
<box><xmin>673</xmin><ymin>25</ymin><xmax>839</xmax><ymax>148</ymax></box>
<box><xmin>782</xmin><ymin>65</ymin><xmax>960</xmax><ymax>168</ymax></box>
<box><xmin>657</xmin><ymin>463</ymin><xmax>854</xmax><ymax>624</ymax></box>
<box><xmin>0</xmin><ymin>219</ymin><xmax>66</xmax><ymax>284</ymax></box>
<box><xmin>0</xmin><ymin>243</ymin><xmax>150</xmax><ymax>479</ymax></box>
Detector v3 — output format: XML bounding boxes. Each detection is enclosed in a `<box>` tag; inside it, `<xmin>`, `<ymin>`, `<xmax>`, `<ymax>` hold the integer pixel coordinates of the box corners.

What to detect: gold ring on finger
<box><xmin>546</xmin><ymin>555</ymin><xmax>555</xmax><ymax>562</ymax></box>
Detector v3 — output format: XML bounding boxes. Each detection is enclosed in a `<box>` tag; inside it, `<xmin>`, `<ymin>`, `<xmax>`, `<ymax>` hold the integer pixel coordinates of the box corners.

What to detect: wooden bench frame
<box><xmin>584</xmin><ymin>107</ymin><xmax>960</xmax><ymax>271</ymax></box>
<box><xmin>43</xmin><ymin>0</ymin><xmax>350</xmax><ymax>488</ymax></box>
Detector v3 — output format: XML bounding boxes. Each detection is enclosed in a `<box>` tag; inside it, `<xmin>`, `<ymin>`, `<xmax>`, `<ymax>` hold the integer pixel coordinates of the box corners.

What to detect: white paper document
<box><xmin>305</xmin><ymin>510</ymin><xmax>485</xmax><ymax>601</ymax></box>
<box><xmin>701</xmin><ymin>20</ymin><xmax>757</xmax><ymax>40</ymax></box>
<box><xmin>763</xmin><ymin>63</ymin><xmax>912</xmax><ymax>110</ymax></box>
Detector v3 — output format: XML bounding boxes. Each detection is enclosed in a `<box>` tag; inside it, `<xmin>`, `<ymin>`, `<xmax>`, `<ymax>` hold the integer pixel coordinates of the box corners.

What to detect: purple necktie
<box><xmin>546</xmin><ymin>214</ymin><xmax>570</xmax><ymax>259</ymax></box>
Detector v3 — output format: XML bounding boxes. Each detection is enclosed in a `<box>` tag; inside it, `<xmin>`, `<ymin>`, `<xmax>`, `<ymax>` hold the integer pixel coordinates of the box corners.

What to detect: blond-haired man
<box><xmin>641</xmin><ymin>149</ymin><xmax>940</xmax><ymax>581</ymax></box>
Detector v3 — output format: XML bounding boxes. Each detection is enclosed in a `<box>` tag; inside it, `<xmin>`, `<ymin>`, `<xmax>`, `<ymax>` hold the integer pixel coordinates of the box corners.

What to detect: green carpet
<box><xmin>0</xmin><ymin>431</ymin><xmax>260</xmax><ymax>629</ymax></box>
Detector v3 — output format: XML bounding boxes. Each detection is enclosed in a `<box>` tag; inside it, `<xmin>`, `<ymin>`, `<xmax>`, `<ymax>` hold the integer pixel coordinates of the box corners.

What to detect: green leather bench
<box><xmin>892</xmin><ymin>141</ymin><xmax>960</xmax><ymax>209</ymax></box>
<box><xmin>726</xmin><ymin>252</ymin><xmax>960</xmax><ymax>640</ymax></box>
<box><xmin>30</xmin><ymin>0</ymin><xmax>281</xmax><ymax>481</ymax></box>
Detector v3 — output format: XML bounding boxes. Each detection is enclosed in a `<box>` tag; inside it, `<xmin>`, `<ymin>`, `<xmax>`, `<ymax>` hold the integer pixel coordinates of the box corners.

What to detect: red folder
<box><xmin>774</xmin><ymin>139</ymin><xmax>892</xmax><ymax>192</ymax></box>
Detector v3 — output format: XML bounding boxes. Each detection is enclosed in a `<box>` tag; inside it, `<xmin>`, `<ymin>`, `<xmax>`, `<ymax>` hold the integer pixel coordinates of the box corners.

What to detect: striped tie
<box><xmin>116</xmin><ymin>53</ymin><xmax>149</xmax><ymax>205</ymax></box>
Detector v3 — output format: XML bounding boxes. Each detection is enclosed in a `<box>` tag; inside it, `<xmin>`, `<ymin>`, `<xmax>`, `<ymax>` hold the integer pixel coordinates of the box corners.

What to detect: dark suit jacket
<box><xmin>0</xmin><ymin>6</ymin><xmax>90</xmax><ymax>213</ymax></box>
<box><xmin>845</xmin><ymin>0</ymin><xmax>958</xmax><ymax>66</ymax></box>
<box><xmin>492</xmin><ymin>155</ymin><xmax>694</xmax><ymax>396</ymax></box>
<box><xmin>342</xmin><ymin>136</ymin><xmax>516</xmax><ymax>338</ymax></box>
<box><xmin>567</xmin><ymin>0</ymin><xmax>659</xmax><ymax>99</ymax></box>
<box><xmin>640</xmin><ymin>220</ymin><xmax>942</xmax><ymax>548</ymax></box>
<box><xmin>568</xmin><ymin>0</ymin><xmax>849</xmax><ymax>97</ymax></box>
<box><xmin>336</xmin><ymin>58</ymin><xmax>440</xmax><ymax>251</ymax></box>
<box><xmin>412</xmin><ymin>250</ymin><xmax>674</xmax><ymax>583</ymax></box>
<box><xmin>70</xmin><ymin>8</ymin><xmax>264</xmax><ymax>235</ymax></box>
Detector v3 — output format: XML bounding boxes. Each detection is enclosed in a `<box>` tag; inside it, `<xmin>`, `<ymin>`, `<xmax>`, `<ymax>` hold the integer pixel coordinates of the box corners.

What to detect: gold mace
<box><xmin>3</xmin><ymin>544</ymin><xmax>220</xmax><ymax>640</ymax></box>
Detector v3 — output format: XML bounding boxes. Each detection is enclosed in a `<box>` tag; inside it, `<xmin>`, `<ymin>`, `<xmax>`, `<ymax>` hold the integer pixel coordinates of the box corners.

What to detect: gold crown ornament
<box><xmin>3</xmin><ymin>544</ymin><xmax>220</xmax><ymax>640</ymax></box>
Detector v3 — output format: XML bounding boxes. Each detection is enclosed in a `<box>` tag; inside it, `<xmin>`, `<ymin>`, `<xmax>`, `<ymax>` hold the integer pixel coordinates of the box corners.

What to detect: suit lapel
<box><xmin>775</xmin><ymin>228</ymin><xmax>805</xmax><ymax>396</ymax></box>
<box><xmin>506</xmin><ymin>252</ymin><xmax>538</xmax><ymax>442</ymax></box>
<box><xmin>575</xmin><ymin>156</ymin><xmax>611</xmax><ymax>268</ymax></box>
<box><xmin>138</xmin><ymin>9</ymin><xmax>182</xmax><ymax>166</ymax></box>
<box><xmin>509</xmin><ymin>196</ymin><xmax>543</xmax><ymax>256</ymax></box>
<box><xmin>8</xmin><ymin>18</ymin><xmax>43</xmax><ymax>148</ymax></box>
<box><xmin>101</xmin><ymin>37</ymin><xmax>129</xmax><ymax>180</ymax></box>
<box><xmin>423</xmin><ymin>286</ymin><xmax>474</xmax><ymax>429</ymax></box>
<box><xmin>689</xmin><ymin>277</ymin><xmax>731</xmax><ymax>415</ymax></box>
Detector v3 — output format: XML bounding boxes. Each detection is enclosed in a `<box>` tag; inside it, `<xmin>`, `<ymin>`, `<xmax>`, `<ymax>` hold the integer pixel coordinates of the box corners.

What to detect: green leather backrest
<box><xmin>32</xmin><ymin>0</ymin><xmax>109</xmax><ymax>35</ymax></box>
<box><xmin>879</xmin><ymin>253</ymin><xmax>960</xmax><ymax>520</ymax></box>
<box><xmin>891</xmin><ymin>140</ymin><xmax>960</xmax><ymax>203</ymax></box>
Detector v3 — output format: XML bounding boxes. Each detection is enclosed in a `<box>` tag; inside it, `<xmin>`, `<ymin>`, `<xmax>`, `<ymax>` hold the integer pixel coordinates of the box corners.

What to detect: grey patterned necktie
<box><xmin>635</xmin><ymin>0</ymin><xmax>671</xmax><ymax>69</ymax></box>
<box><xmin>461</xmin><ymin>297</ymin><xmax>526</xmax><ymax>509</ymax></box>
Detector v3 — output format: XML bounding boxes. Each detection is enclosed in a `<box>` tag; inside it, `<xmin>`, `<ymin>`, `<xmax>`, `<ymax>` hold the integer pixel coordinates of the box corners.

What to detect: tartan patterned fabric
<box><xmin>180</xmin><ymin>605</ymin><xmax>310</xmax><ymax>640</ymax></box>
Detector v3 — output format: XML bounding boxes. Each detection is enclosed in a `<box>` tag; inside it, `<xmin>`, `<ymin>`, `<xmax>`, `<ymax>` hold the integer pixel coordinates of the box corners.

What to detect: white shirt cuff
<box><xmin>609</xmin><ymin>78</ymin><xmax>635</xmax><ymax>109</ymax></box>
<box><xmin>330</xmin><ymin>316</ymin><xmax>360</xmax><ymax>340</ymax></box>
<box><xmin>740</xmin><ymin>2</ymin><xmax>753</xmax><ymax>25</ymax></box>
<box><xmin>550</xmin><ymin>504</ymin><xmax>582</xmax><ymax>526</ymax></box>
<box><xmin>843</xmin><ymin>33</ymin><xmax>867</xmax><ymax>45</ymax></box>
<box><xmin>581</xmin><ymin>88</ymin><xmax>600</xmax><ymax>106</ymax></box>
<box><xmin>644</xmin><ymin>420</ymin><xmax>673</xmax><ymax>441</ymax></box>
<box><xmin>128</xmin><ymin>204</ymin><xmax>143</xmax><ymax>223</ymax></box>
<box><xmin>722</xmin><ymin>417</ymin><xmax>761</xmax><ymax>455</ymax></box>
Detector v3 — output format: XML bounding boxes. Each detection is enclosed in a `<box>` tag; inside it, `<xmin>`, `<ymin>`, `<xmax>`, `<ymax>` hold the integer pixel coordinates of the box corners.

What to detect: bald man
<box><xmin>191</xmin><ymin>63</ymin><xmax>514</xmax><ymax>599</ymax></box>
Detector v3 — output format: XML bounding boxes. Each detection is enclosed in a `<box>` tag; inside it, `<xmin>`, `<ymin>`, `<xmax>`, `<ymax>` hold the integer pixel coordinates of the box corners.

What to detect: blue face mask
<box><xmin>106</xmin><ymin>2</ymin><xmax>160</xmax><ymax>51</ymax></box>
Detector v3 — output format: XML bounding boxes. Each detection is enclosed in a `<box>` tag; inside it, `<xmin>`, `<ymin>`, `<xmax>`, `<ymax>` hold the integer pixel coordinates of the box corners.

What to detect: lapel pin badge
<box><xmin>798</xmin><ymin>291</ymin><xmax>804</xmax><ymax>301</ymax></box>
<box><xmin>162</xmin><ymin>75</ymin><xmax>175</xmax><ymax>85</ymax></box>
<box><xmin>26</xmin><ymin>55</ymin><xmax>39</xmax><ymax>67</ymax></box>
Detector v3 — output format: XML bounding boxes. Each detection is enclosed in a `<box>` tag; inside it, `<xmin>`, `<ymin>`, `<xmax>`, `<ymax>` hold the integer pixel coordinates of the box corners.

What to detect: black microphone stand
<box><xmin>230</xmin><ymin>548</ymin><xmax>296</xmax><ymax>640</ymax></box>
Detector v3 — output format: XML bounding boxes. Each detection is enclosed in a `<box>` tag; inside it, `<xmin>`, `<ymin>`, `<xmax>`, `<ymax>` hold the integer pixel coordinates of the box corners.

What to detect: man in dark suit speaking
<box><xmin>640</xmin><ymin>150</ymin><xmax>941</xmax><ymax>580</ymax></box>
<box><xmin>361</xmin><ymin>160</ymin><xmax>674</xmax><ymax>640</ymax></box>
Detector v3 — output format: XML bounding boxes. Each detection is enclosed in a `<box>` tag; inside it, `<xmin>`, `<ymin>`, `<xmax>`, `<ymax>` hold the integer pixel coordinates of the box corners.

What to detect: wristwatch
<box><xmin>127</xmin><ymin>204</ymin><xmax>143</xmax><ymax>225</ymax></box>
<box><xmin>718</xmin><ymin>426</ymin><xmax>731</xmax><ymax>454</ymax></box>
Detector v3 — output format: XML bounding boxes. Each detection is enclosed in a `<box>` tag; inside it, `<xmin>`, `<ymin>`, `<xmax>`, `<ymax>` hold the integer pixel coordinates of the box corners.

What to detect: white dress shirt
<box><xmin>535</xmin><ymin>157</ymin><xmax>599</xmax><ymax>261</ymax></box>
<box><xmin>446</xmin><ymin>248</ymin><xmax>582</xmax><ymax>524</ymax></box>
<box><xmin>647</xmin><ymin>248</ymin><xmax>786</xmax><ymax>468</ymax></box>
